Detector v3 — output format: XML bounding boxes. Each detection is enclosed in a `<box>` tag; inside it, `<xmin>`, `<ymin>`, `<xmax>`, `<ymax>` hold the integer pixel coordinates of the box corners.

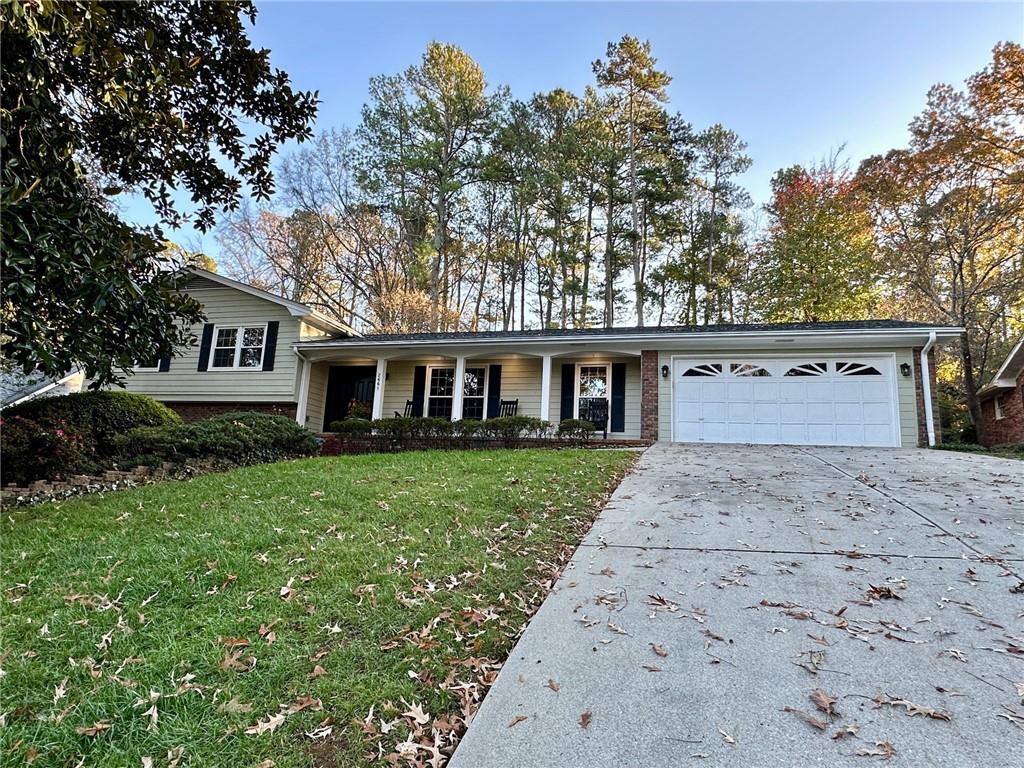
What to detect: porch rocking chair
<box><xmin>394</xmin><ymin>400</ymin><xmax>415</xmax><ymax>418</ymax></box>
<box><xmin>498</xmin><ymin>399</ymin><xmax>519</xmax><ymax>417</ymax></box>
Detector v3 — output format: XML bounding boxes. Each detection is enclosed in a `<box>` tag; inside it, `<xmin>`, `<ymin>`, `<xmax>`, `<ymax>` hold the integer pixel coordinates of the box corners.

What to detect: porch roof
<box><xmin>294</xmin><ymin>320</ymin><xmax>964</xmax><ymax>361</ymax></box>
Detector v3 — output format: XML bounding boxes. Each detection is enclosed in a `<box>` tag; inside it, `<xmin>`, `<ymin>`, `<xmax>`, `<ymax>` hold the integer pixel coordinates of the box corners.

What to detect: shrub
<box><xmin>1</xmin><ymin>391</ymin><xmax>181</xmax><ymax>484</ymax></box>
<box><xmin>476</xmin><ymin>416</ymin><xmax>550</xmax><ymax>442</ymax></box>
<box><xmin>114</xmin><ymin>411</ymin><xmax>318</xmax><ymax>468</ymax></box>
<box><xmin>331</xmin><ymin>418</ymin><xmax>373</xmax><ymax>436</ymax></box>
<box><xmin>4</xmin><ymin>391</ymin><xmax>181</xmax><ymax>455</ymax></box>
<box><xmin>556</xmin><ymin>419</ymin><xmax>596</xmax><ymax>443</ymax></box>
<box><xmin>0</xmin><ymin>415</ymin><xmax>96</xmax><ymax>485</ymax></box>
<box><xmin>347</xmin><ymin>399</ymin><xmax>372</xmax><ymax>420</ymax></box>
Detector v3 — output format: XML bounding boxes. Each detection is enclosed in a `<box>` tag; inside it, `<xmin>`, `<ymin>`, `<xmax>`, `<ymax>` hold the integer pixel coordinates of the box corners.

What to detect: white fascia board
<box><xmin>293</xmin><ymin>327</ymin><xmax>965</xmax><ymax>360</ymax></box>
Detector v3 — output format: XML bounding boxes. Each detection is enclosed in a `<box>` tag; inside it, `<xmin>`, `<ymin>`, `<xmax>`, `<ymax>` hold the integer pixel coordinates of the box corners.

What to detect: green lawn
<box><xmin>1</xmin><ymin>449</ymin><xmax>635</xmax><ymax>767</ymax></box>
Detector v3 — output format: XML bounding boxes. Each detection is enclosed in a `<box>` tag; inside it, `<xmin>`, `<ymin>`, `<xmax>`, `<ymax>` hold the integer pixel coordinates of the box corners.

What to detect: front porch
<box><xmin>294</xmin><ymin>348</ymin><xmax>646</xmax><ymax>439</ymax></box>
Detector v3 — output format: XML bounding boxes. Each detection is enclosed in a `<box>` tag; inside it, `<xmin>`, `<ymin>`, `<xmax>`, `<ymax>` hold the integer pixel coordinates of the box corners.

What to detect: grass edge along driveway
<box><xmin>1</xmin><ymin>448</ymin><xmax>636</xmax><ymax>768</ymax></box>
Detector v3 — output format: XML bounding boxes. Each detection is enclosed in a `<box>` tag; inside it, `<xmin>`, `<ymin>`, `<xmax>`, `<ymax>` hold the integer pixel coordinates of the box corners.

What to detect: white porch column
<box><xmin>539</xmin><ymin>354</ymin><xmax>553</xmax><ymax>422</ymax></box>
<box><xmin>295</xmin><ymin>355</ymin><xmax>311</xmax><ymax>428</ymax></box>
<box><xmin>451</xmin><ymin>355</ymin><xmax>467</xmax><ymax>421</ymax></box>
<box><xmin>371</xmin><ymin>358</ymin><xmax>388</xmax><ymax>420</ymax></box>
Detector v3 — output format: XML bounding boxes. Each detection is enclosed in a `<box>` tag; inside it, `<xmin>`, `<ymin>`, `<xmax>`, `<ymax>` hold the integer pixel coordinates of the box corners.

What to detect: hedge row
<box><xmin>328</xmin><ymin>415</ymin><xmax>598</xmax><ymax>442</ymax></box>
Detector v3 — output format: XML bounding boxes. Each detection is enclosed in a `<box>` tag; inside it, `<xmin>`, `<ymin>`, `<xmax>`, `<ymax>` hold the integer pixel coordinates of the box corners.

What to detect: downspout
<box><xmin>920</xmin><ymin>331</ymin><xmax>937</xmax><ymax>447</ymax></box>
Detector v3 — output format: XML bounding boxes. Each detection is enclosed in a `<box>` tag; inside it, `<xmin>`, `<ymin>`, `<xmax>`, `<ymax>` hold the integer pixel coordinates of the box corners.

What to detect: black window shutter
<box><xmin>559</xmin><ymin>363</ymin><xmax>575</xmax><ymax>422</ymax></box>
<box><xmin>611</xmin><ymin>362</ymin><xmax>626</xmax><ymax>432</ymax></box>
<box><xmin>486</xmin><ymin>364</ymin><xmax>502</xmax><ymax>418</ymax></box>
<box><xmin>411</xmin><ymin>365</ymin><xmax>427</xmax><ymax>417</ymax></box>
<box><xmin>158</xmin><ymin>357</ymin><xmax>171</xmax><ymax>372</ymax></box>
<box><xmin>197</xmin><ymin>324</ymin><xmax>214</xmax><ymax>371</ymax></box>
<box><xmin>262</xmin><ymin>321</ymin><xmax>279</xmax><ymax>371</ymax></box>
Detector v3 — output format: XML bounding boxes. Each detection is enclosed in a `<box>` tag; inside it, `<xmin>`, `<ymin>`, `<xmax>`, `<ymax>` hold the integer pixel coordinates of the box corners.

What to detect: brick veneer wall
<box><xmin>912</xmin><ymin>347</ymin><xmax>941</xmax><ymax>446</ymax></box>
<box><xmin>164</xmin><ymin>401</ymin><xmax>297</xmax><ymax>422</ymax></box>
<box><xmin>640</xmin><ymin>350</ymin><xmax>659</xmax><ymax>441</ymax></box>
<box><xmin>979</xmin><ymin>369</ymin><xmax>1024</xmax><ymax>447</ymax></box>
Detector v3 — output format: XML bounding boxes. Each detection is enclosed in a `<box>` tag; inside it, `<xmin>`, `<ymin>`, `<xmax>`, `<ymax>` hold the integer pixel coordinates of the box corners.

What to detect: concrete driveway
<box><xmin>450</xmin><ymin>444</ymin><xmax>1024</xmax><ymax>767</ymax></box>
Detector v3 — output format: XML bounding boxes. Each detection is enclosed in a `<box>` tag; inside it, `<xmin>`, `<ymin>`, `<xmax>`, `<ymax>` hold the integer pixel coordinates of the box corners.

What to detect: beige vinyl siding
<box><xmin>121</xmin><ymin>287</ymin><xmax>300</xmax><ymax>402</ymax></box>
<box><xmin>657</xmin><ymin>347</ymin><xmax>919</xmax><ymax>447</ymax></box>
<box><xmin>548</xmin><ymin>357</ymin><xmax>641</xmax><ymax>438</ymax></box>
<box><xmin>303</xmin><ymin>362</ymin><xmax>330</xmax><ymax>431</ymax></box>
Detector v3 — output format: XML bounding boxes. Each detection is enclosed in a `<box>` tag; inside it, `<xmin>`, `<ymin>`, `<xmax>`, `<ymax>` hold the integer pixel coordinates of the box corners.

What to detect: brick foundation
<box><xmin>979</xmin><ymin>370</ymin><xmax>1024</xmax><ymax>447</ymax></box>
<box><xmin>912</xmin><ymin>348</ymin><xmax>941</xmax><ymax>446</ymax></box>
<box><xmin>164</xmin><ymin>401</ymin><xmax>297</xmax><ymax>422</ymax></box>
<box><xmin>640</xmin><ymin>350</ymin><xmax>659</xmax><ymax>441</ymax></box>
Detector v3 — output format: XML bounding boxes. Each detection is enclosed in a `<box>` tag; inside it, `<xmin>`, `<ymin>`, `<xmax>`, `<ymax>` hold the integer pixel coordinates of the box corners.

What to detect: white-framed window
<box><xmin>424</xmin><ymin>365</ymin><xmax>488</xmax><ymax>420</ymax></box>
<box><xmin>134</xmin><ymin>359</ymin><xmax>160</xmax><ymax>372</ymax></box>
<box><xmin>995</xmin><ymin>395</ymin><xmax>1005</xmax><ymax>420</ymax></box>
<box><xmin>211</xmin><ymin>324</ymin><xmax>267</xmax><ymax>370</ymax></box>
<box><xmin>574</xmin><ymin>362</ymin><xmax>612</xmax><ymax>429</ymax></box>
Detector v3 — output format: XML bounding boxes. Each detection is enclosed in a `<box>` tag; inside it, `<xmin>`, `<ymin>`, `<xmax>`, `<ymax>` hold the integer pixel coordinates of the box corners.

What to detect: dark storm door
<box><xmin>323</xmin><ymin>365</ymin><xmax>376</xmax><ymax>430</ymax></box>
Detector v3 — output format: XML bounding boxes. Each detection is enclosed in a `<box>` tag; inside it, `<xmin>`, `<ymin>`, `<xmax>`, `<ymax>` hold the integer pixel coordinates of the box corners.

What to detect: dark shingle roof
<box><xmin>307</xmin><ymin>320</ymin><xmax>956</xmax><ymax>345</ymax></box>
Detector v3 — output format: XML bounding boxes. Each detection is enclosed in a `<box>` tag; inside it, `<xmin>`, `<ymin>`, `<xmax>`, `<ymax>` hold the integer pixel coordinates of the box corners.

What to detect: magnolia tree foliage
<box><xmin>1</xmin><ymin>0</ymin><xmax>317</xmax><ymax>385</ymax></box>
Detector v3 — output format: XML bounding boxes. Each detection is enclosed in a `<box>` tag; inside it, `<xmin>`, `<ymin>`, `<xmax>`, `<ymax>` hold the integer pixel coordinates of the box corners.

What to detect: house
<box><xmin>977</xmin><ymin>337</ymin><xmax>1024</xmax><ymax>447</ymax></box>
<box><xmin>120</xmin><ymin>268</ymin><xmax>964</xmax><ymax>448</ymax></box>
<box><xmin>0</xmin><ymin>368</ymin><xmax>84</xmax><ymax>409</ymax></box>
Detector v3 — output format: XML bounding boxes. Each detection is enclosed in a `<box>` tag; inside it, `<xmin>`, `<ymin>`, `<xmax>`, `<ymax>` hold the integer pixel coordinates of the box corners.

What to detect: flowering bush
<box><xmin>0</xmin><ymin>415</ymin><xmax>95</xmax><ymax>485</ymax></box>
<box><xmin>347</xmin><ymin>399</ymin><xmax>372</xmax><ymax>420</ymax></box>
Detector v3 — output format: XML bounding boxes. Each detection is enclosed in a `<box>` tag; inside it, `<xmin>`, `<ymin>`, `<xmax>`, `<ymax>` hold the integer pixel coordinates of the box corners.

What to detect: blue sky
<box><xmin>124</xmin><ymin>1</ymin><xmax>1022</xmax><ymax>255</ymax></box>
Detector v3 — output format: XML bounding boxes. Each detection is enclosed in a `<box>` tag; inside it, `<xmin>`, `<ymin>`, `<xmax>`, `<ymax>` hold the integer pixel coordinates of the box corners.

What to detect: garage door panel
<box><xmin>673</xmin><ymin>357</ymin><xmax>897</xmax><ymax>447</ymax></box>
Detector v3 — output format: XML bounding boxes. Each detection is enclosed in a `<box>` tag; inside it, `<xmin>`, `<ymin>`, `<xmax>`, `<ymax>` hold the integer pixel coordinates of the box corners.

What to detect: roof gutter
<box><xmin>920</xmin><ymin>331</ymin><xmax>938</xmax><ymax>447</ymax></box>
<box><xmin>294</xmin><ymin>326</ymin><xmax>965</xmax><ymax>350</ymax></box>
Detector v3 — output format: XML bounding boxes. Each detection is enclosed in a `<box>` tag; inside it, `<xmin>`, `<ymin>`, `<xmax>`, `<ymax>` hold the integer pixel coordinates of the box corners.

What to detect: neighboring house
<box><xmin>118</xmin><ymin>269</ymin><xmax>964</xmax><ymax>448</ymax></box>
<box><xmin>977</xmin><ymin>337</ymin><xmax>1024</xmax><ymax>447</ymax></box>
<box><xmin>0</xmin><ymin>368</ymin><xmax>84</xmax><ymax>409</ymax></box>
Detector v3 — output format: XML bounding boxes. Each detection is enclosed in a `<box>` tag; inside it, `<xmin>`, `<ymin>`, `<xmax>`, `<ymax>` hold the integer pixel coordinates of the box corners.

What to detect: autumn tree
<box><xmin>1</xmin><ymin>0</ymin><xmax>316</xmax><ymax>385</ymax></box>
<box><xmin>749</xmin><ymin>158</ymin><xmax>879</xmax><ymax>322</ymax></box>
<box><xmin>858</xmin><ymin>42</ymin><xmax>1024</xmax><ymax>443</ymax></box>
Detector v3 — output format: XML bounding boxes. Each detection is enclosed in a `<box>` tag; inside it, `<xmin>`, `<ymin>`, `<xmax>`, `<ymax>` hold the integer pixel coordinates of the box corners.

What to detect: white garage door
<box><xmin>672</xmin><ymin>357</ymin><xmax>898</xmax><ymax>447</ymax></box>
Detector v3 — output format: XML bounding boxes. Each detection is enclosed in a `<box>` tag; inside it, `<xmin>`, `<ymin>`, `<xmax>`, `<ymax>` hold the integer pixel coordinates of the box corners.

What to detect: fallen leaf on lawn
<box><xmin>401</xmin><ymin>701</ymin><xmax>429</xmax><ymax>726</ymax></box>
<box><xmin>508</xmin><ymin>715</ymin><xmax>527</xmax><ymax>728</ymax></box>
<box><xmin>167</xmin><ymin>747</ymin><xmax>184</xmax><ymax>768</ymax></box>
<box><xmin>306</xmin><ymin>725</ymin><xmax>333</xmax><ymax>740</ymax></box>
<box><xmin>783</xmin><ymin>706</ymin><xmax>829</xmax><ymax>731</ymax></box>
<box><xmin>220</xmin><ymin>637</ymin><xmax>250</xmax><ymax>648</ymax></box>
<box><xmin>580</xmin><ymin>709</ymin><xmax>592</xmax><ymax>729</ymax></box>
<box><xmin>284</xmin><ymin>696</ymin><xmax>323</xmax><ymax>715</ymax></box>
<box><xmin>75</xmin><ymin>720</ymin><xmax>112</xmax><ymax>737</ymax></box>
<box><xmin>219</xmin><ymin>649</ymin><xmax>256</xmax><ymax>673</ymax></box>
<box><xmin>810</xmin><ymin>688</ymin><xmax>838</xmax><ymax>717</ymax></box>
<box><xmin>872</xmin><ymin>695</ymin><xmax>951</xmax><ymax>721</ymax></box>
<box><xmin>651</xmin><ymin>643</ymin><xmax>669</xmax><ymax>658</ymax></box>
<box><xmin>856</xmin><ymin>741</ymin><xmax>896</xmax><ymax>759</ymax></box>
<box><xmin>279</xmin><ymin>579</ymin><xmax>297</xmax><ymax>601</ymax></box>
<box><xmin>53</xmin><ymin>678</ymin><xmax>69</xmax><ymax>705</ymax></box>
<box><xmin>218</xmin><ymin>697</ymin><xmax>253</xmax><ymax>715</ymax></box>
<box><xmin>308</xmin><ymin>665</ymin><xmax>327</xmax><ymax>679</ymax></box>
<box><xmin>546</xmin><ymin>679</ymin><xmax>560</xmax><ymax>692</ymax></box>
<box><xmin>245</xmin><ymin>713</ymin><xmax>286</xmax><ymax>735</ymax></box>
<box><xmin>142</xmin><ymin>704</ymin><xmax>158</xmax><ymax>732</ymax></box>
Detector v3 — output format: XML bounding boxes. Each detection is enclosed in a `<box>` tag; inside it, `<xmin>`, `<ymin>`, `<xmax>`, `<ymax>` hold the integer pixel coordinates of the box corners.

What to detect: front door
<box><xmin>576</xmin><ymin>364</ymin><xmax>610</xmax><ymax>430</ymax></box>
<box><xmin>323</xmin><ymin>365</ymin><xmax>376</xmax><ymax>430</ymax></box>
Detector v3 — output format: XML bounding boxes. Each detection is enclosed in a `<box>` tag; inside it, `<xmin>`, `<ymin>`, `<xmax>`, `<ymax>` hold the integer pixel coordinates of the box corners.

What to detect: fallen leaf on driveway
<box><xmin>651</xmin><ymin>643</ymin><xmax>669</xmax><ymax>657</ymax></box>
<box><xmin>783</xmin><ymin>706</ymin><xmax>829</xmax><ymax>731</ymax></box>
<box><xmin>873</xmin><ymin>695</ymin><xmax>951</xmax><ymax>721</ymax></box>
<box><xmin>997</xmin><ymin>704</ymin><xmax>1024</xmax><ymax>729</ymax></box>
<box><xmin>719</xmin><ymin>728</ymin><xmax>735</xmax><ymax>744</ymax></box>
<box><xmin>508</xmin><ymin>715</ymin><xmax>527</xmax><ymax>728</ymax></box>
<box><xmin>545</xmin><ymin>679</ymin><xmax>560</xmax><ymax>692</ymax></box>
<box><xmin>810</xmin><ymin>688</ymin><xmax>838</xmax><ymax>717</ymax></box>
<box><xmin>832</xmin><ymin>723</ymin><xmax>861</xmax><ymax>740</ymax></box>
<box><xmin>856</xmin><ymin>741</ymin><xmax>896</xmax><ymax>759</ymax></box>
<box><xmin>580</xmin><ymin>709</ymin><xmax>592</xmax><ymax>729</ymax></box>
<box><xmin>866</xmin><ymin>584</ymin><xmax>901</xmax><ymax>601</ymax></box>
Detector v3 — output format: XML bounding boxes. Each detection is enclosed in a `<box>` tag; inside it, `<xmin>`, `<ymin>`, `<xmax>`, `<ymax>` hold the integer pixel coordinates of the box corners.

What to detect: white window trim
<box><xmin>995</xmin><ymin>395</ymin><xmax>1005</xmax><ymax>420</ymax></box>
<box><xmin>134</xmin><ymin>361</ymin><xmax>161</xmax><ymax>372</ymax></box>
<box><xmin>210</xmin><ymin>323</ymin><xmax>268</xmax><ymax>371</ymax></box>
<box><xmin>424</xmin><ymin>364</ymin><xmax>489</xmax><ymax>419</ymax></box>
<box><xmin>573</xmin><ymin>361</ymin><xmax>613</xmax><ymax>430</ymax></box>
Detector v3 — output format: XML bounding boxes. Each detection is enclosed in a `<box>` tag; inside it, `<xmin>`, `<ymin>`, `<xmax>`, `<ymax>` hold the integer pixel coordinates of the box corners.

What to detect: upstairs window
<box><xmin>211</xmin><ymin>325</ymin><xmax>266</xmax><ymax>369</ymax></box>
